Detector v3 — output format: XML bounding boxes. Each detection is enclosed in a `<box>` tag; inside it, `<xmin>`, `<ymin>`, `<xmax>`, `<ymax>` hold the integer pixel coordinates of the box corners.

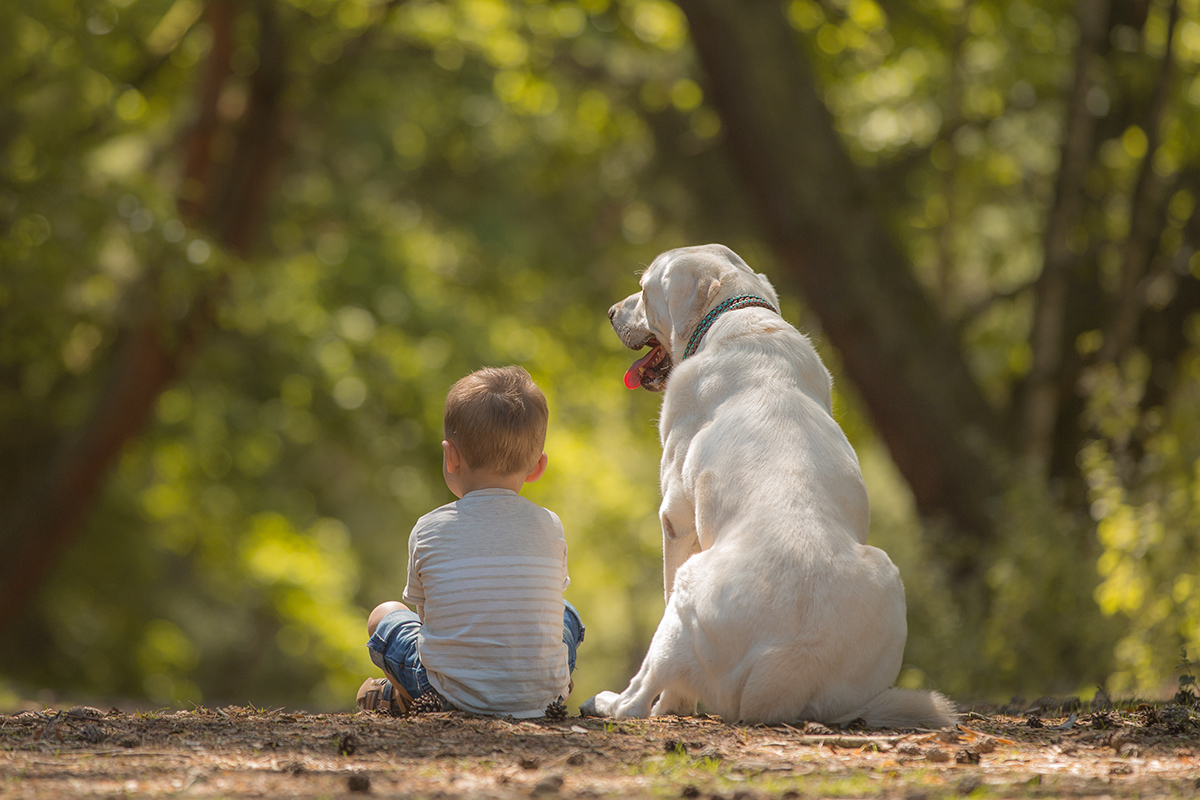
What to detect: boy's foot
<box><xmin>356</xmin><ymin>677</ymin><xmax>412</xmax><ymax>715</ymax></box>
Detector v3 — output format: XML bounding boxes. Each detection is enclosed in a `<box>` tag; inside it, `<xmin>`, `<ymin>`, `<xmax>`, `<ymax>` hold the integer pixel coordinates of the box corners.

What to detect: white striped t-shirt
<box><xmin>402</xmin><ymin>488</ymin><xmax>570</xmax><ymax>717</ymax></box>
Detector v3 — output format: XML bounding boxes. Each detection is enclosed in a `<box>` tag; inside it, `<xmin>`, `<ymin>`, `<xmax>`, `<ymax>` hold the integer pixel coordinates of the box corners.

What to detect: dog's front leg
<box><xmin>578</xmin><ymin>656</ymin><xmax>661</xmax><ymax>719</ymax></box>
<box><xmin>578</xmin><ymin>691</ymin><xmax>622</xmax><ymax>717</ymax></box>
<box><xmin>581</xmin><ymin>602</ymin><xmax>690</xmax><ymax>719</ymax></box>
<box><xmin>661</xmin><ymin>482</ymin><xmax>700</xmax><ymax>602</ymax></box>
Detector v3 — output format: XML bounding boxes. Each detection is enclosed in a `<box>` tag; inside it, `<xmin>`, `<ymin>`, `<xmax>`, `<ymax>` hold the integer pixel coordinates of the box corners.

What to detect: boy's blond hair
<box><xmin>444</xmin><ymin>366</ymin><xmax>548</xmax><ymax>475</ymax></box>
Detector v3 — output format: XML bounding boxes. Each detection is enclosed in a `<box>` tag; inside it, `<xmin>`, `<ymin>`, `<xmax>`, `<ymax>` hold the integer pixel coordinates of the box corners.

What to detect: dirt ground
<box><xmin>3</xmin><ymin>699</ymin><xmax>1199</xmax><ymax>799</ymax></box>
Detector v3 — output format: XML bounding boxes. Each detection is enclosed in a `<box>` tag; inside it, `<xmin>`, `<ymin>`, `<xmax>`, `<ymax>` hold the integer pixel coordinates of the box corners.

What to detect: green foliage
<box><xmin>1078</xmin><ymin>352</ymin><xmax>1200</xmax><ymax>696</ymax></box>
<box><xmin>1176</xmin><ymin>648</ymin><xmax>1198</xmax><ymax>706</ymax></box>
<box><xmin>0</xmin><ymin>0</ymin><xmax>691</xmax><ymax>709</ymax></box>
<box><xmin>3</xmin><ymin>0</ymin><xmax>1200</xmax><ymax>712</ymax></box>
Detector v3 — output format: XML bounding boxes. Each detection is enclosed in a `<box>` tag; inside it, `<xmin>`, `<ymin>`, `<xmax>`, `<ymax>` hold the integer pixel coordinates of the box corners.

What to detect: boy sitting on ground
<box><xmin>357</xmin><ymin>366</ymin><xmax>584</xmax><ymax>717</ymax></box>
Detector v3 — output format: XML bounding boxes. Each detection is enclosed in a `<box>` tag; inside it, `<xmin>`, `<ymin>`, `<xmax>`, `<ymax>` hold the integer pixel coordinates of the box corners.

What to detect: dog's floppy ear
<box><xmin>666</xmin><ymin>268</ymin><xmax>721</xmax><ymax>354</ymax></box>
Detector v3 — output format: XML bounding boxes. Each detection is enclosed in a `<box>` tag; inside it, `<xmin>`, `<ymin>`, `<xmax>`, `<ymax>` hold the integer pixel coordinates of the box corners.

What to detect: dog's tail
<box><xmin>839</xmin><ymin>688</ymin><xmax>958</xmax><ymax>730</ymax></box>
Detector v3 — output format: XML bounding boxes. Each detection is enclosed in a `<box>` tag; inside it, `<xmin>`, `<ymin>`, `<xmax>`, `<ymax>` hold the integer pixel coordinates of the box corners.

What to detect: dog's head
<box><xmin>609</xmin><ymin>244</ymin><xmax>780</xmax><ymax>391</ymax></box>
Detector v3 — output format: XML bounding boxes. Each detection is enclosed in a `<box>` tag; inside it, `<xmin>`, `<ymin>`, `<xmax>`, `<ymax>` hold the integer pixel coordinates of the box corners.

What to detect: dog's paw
<box><xmin>579</xmin><ymin>691</ymin><xmax>619</xmax><ymax>717</ymax></box>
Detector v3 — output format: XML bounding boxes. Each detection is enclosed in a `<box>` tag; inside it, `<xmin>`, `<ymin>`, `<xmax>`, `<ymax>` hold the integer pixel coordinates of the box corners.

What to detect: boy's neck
<box><xmin>452</xmin><ymin>470</ymin><xmax>528</xmax><ymax>497</ymax></box>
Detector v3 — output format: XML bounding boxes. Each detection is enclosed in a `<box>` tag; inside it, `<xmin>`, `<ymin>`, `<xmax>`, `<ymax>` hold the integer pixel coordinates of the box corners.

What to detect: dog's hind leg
<box><xmin>652</xmin><ymin>686</ymin><xmax>698</xmax><ymax>717</ymax></box>
<box><xmin>731</xmin><ymin>652</ymin><xmax>814</xmax><ymax>724</ymax></box>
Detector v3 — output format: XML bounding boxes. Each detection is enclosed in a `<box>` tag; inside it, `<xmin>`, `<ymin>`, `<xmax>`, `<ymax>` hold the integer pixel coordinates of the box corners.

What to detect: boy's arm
<box><xmin>402</xmin><ymin>525</ymin><xmax>426</xmax><ymax>616</ymax></box>
<box><xmin>558</xmin><ymin>515</ymin><xmax>570</xmax><ymax>591</ymax></box>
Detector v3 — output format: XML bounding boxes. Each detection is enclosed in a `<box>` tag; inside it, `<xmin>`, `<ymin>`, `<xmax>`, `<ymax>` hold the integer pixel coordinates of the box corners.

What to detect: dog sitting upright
<box><xmin>581</xmin><ymin>244</ymin><xmax>955</xmax><ymax>728</ymax></box>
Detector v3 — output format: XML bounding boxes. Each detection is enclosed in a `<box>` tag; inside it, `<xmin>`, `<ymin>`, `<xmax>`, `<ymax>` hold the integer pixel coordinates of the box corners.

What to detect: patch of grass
<box><xmin>756</xmin><ymin>769</ymin><xmax>886</xmax><ymax>798</ymax></box>
<box><xmin>641</xmin><ymin>763</ymin><xmax>981</xmax><ymax>800</ymax></box>
<box><xmin>634</xmin><ymin>750</ymin><xmax>916</xmax><ymax>799</ymax></box>
<box><xmin>605</xmin><ymin>719</ymin><xmax>651</xmax><ymax>736</ymax></box>
<box><xmin>1175</xmin><ymin>647</ymin><xmax>1198</xmax><ymax>707</ymax></box>
<box><xmin>633</xmin><ymin>750</ymin><xmax>723</xmax><ymax>778</ymax></box>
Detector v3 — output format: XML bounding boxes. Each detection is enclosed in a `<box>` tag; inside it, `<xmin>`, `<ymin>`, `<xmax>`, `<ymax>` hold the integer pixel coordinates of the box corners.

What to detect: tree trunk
<box><xmin>1019</xmin><ymin>0</ymin><xmax>1112</xmax><ymax>475</ymax></box>
<box><xmin>0</xmin><ymin>0</ymin><xmax>285</xmax><ymax>631</ymax></box>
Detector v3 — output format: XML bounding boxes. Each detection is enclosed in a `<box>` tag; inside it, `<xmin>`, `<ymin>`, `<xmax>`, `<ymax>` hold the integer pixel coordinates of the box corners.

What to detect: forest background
<box><xmin>2</xmin><ymin>0</ymin><xmax>1200</xmax><ymax>714</ymax></box>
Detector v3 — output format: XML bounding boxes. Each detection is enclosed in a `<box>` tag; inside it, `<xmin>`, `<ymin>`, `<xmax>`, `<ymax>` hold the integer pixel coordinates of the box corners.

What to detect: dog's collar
<box><xmin>682</xmin><ymin>294</ymin><xmax>778</xmax><ymax>360</ymax></box>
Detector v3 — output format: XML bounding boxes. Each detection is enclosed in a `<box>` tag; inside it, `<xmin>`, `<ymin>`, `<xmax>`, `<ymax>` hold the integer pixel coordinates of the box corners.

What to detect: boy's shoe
<box><xmin>356</xmin><ymin>677</ymin><xmax>413</xmax><ymax>715</ymax></box>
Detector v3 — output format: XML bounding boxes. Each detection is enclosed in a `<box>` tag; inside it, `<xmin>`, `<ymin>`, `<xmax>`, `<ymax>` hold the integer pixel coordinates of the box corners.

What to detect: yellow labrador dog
<box><xmin>581</xmin><ymin>244</ymin><xmax>954</xmax><ymax>728</ymax></box>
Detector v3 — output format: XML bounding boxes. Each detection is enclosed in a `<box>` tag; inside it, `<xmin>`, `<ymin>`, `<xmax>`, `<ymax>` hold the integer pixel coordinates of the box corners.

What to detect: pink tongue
<box><xmin>623</xmin><ymin>346</ymin><xmax>661</xmax><ymax>390</ymax></box>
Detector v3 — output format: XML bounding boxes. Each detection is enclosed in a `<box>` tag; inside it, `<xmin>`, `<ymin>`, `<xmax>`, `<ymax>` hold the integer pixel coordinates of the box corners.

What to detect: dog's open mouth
<box><xmin>623</xmin><ymin>339</ymin><xmax>672</xmax><ymax>391</ymax></box>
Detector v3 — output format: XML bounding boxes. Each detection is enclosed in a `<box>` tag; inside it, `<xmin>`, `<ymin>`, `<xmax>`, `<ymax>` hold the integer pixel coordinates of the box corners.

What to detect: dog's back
<box><xmin>662</xmin><ymin>304</ymin><xmax>954</xmax><ymax>726</ymax></box>
<box><xmin>663</xmin><ymin>313</ymin><xmax>870</xmax><ymax>545</ymax></box>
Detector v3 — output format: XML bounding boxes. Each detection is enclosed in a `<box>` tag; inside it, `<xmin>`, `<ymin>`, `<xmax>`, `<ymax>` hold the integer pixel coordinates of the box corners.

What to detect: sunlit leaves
<box><xmin>1079</xmin><ymin>350</ymin><xmax>1200</xmax><ymax>693</ymax></box>
<box><xmin>622</xmin><ymin>0</ymin><xmax>685</xmax><ymax>50</ymax></box>
<box><xmin>138</xmin><ymin>619</ymin><xmax>201</xmax><ymax>704</ymax></box>
<box><xmin>238</xmin><ymin>513</ymin><xmax>364</xmax><ymax>705</ymax></box>
<box><xmin>6</xmin><ymin>0</ymin><xmax>1200</xmax><ymax>712</ymax></box>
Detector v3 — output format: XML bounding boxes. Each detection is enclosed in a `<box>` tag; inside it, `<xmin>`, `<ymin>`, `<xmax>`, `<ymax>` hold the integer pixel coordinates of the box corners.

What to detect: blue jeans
<box><xmin>366</xmin><ymin>601</ymin><xmax>585</xmax><ymax>699</ymax></box>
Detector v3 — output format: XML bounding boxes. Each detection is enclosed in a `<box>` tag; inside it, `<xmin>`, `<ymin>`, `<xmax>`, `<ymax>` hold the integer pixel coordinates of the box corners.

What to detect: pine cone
<box><xmin>545</xmin><ymin>697</ymin><xmax>568</xmax><ymax>720</ymax></box>
<box><xmin>410</xmin><ymin>689</ymin><xmax>448</xmax><ymax>714</ymax></box>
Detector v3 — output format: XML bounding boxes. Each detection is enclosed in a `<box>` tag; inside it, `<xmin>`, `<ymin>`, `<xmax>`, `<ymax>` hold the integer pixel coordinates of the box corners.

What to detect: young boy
<box><xmin>357</xmin><ymin>366</ymin><xmax>584</xmax><ymax>717</ymax></box>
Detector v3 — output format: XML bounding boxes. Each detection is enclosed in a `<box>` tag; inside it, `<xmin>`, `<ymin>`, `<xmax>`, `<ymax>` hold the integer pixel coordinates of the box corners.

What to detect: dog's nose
<box><xmin>608</xmin><ymin>304</ymin><xmax>618</xmax><ymax>321</ymax></box>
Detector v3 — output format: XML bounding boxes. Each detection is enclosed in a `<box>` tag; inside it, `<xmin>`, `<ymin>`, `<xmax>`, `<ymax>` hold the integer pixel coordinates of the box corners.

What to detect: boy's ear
<box><xmin>524</xmin><ymin>452</ymin><xmax>548</xmax><ymax>484</ymax></box>
<box><xmin>442</xmin><ymin>439</ymin><xmax>462</xmax><ymax>474</ymax></box>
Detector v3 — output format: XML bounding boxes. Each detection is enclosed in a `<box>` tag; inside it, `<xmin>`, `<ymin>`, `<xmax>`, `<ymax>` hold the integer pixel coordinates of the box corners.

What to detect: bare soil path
<box><xmin>3</xmin><ymin>701</ymin><xmax>1199</xmax><ymax>798</ymax></box>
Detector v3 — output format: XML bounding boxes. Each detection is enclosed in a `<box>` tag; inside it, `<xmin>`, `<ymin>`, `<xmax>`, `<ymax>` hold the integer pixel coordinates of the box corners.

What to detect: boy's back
<box><xmin>404</xmin><ymin>487</ymin><xmax>570</xmax><ymax>717</ymax></box>
<box><xmin>358</xmin><ymin>366</ymin><xmax>582</xmax><ymax>718</ymax></box>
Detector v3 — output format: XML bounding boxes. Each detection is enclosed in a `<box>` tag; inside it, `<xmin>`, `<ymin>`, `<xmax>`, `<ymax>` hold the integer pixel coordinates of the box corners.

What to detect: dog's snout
<box><xmin>608</xmin><ymin>303</ymin><xmax>619</xmax><ymax>322</ymax></box>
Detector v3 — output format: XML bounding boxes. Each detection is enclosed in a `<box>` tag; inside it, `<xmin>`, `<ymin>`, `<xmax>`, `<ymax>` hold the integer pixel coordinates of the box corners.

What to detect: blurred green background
<box><xmin>3</xmin><ymin>0</ymin><xmax>1200</xmax><ymax>713</ymax></box>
